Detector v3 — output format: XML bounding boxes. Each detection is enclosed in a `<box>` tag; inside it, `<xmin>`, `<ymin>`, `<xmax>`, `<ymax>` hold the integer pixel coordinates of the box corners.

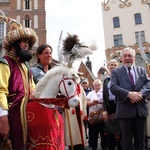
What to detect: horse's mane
<box><xmin>34</xmin><ymin>65</ymin><xmax>78</xmax><ymax>98</ymax></box>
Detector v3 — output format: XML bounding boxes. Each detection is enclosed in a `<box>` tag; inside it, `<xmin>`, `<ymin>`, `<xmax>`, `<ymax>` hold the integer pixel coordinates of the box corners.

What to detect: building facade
<box><xmin>101</xmin><ymin>0</ymin><xmax>150</xmax><ymax>67</ymax></box>
<box><xmin>0</xmin><ymin>0</ymin><xmax>46</xmax><ymax>64</ymax></box>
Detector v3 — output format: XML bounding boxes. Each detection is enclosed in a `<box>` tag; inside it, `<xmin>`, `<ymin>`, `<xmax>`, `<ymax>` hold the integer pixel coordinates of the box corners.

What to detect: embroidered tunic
<box><xmin>0</xmin><ymin>52</ymin><xmax>35</xmax><ymax>150</ymax></box>
<box><xmin>27</xmin><ymin>64</ymin><xmax>64</xmax><ymax>150</ymax></box>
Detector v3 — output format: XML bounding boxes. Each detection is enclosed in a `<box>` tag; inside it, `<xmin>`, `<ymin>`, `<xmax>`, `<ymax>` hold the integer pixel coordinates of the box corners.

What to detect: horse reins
<box><xmin>58</xmin><ymin>74</ymin><xmax>78</xmax><ymax>100</ymax></box>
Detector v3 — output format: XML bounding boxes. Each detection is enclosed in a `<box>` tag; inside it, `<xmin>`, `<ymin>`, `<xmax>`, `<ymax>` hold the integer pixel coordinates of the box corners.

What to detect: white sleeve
<box><xmin>0</xmin><ymin>106</ymin><xmax>8</xmax><ymax>117</ymax></box>
<box><xmin>86</xmin><ymin>91</ymin><xmax>92</xmax><ymax>99</ymax></box>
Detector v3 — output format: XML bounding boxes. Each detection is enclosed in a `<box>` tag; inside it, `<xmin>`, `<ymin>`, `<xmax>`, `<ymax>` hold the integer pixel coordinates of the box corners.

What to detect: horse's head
<box><xmin>58</xmin><ymin>74</ymin><xmax>80</xmax><ymax>107</ymax></box>
<box><xmin>34</xmin><ymin>66</ymin><xmax>80</xmax><ymax>108</ymax></box>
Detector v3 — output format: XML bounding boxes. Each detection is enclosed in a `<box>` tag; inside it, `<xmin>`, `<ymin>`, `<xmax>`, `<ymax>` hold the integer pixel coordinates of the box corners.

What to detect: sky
<box><xmin>45</xmin><ymin>0</ymin><xmax>106</xmax><ymax>77</ymax></box>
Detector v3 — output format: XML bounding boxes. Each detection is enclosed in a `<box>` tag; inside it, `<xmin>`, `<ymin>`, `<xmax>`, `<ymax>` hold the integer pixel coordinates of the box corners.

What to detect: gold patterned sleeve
<box><xmin>0</xmin><ymin>63</ymin><xmax>10</xmax><ymax>109</ymax></box>
<box><xmin>30</xmin><ymin>74</ymin><xmax>35</xmax><ymax>92</ymax></box>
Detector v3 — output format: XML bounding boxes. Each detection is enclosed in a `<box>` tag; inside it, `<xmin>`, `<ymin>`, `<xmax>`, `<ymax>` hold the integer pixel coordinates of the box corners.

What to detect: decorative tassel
<box><xmin>83</xmin><ymin>116</ymin><xmax>88</xmax><ymax>121</ymax></box>
<box><xmin>76</xmin><ymin>84</ymin><xmax>81</xmax><ymax>96</ymax></box>
<box><xmin>80</xmin><ymin>110</ymin><xmax>83</xmax><ymax>116</ymax></box>
<box><xmin>72</xmin><ymin>109</ymin><xmax>76</xmax><ymax>114</ymax></box>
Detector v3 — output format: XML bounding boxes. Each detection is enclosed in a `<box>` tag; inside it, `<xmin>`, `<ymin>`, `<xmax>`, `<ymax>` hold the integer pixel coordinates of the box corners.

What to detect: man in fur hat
<box><xmin>0</xmin><ymin>16</ymin><xmax>37</xmax><ymax>150</ymax></box>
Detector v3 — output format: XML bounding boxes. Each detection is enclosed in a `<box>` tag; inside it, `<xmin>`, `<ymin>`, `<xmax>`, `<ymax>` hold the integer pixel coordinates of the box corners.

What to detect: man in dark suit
<box><xmin>110</xmin><ymin>47</ymin><xmax>150</xmax><ymax>150</ymax></box>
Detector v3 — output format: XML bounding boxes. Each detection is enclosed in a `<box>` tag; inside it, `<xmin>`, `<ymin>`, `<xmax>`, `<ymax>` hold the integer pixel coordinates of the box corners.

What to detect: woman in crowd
<box><xmin>86</xmin><ymin>79</ymin><xmax>107</xmax><ymax>150</ymax></box>
<box><xmin>31</xmin><ymin>44</ymin><xmax>53</xmax><ymax>83</ymax></box>
<box><xmin>103</xmin><ymin>59</ymin><xmax>121</xmax><ymax>150</ymax></box>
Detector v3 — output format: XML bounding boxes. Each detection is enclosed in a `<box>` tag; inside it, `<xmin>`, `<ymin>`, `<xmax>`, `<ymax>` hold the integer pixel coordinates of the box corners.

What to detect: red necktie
<box><xmin>128</xmin><ymin>67</ymin><xmax>134</xmax><ymax>86</ymax></box>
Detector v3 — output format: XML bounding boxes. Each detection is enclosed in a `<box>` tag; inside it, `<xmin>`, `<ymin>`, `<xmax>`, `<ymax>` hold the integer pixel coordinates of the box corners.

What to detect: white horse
<box><xmin>33</xmin><ymin>65</ymin><xmax>80</xmax><ymax>107</ymax></box>
<box><xmin>26</xmin><ymin>65</ymin><xmax>80</xmax><ymax>150</ymax></box>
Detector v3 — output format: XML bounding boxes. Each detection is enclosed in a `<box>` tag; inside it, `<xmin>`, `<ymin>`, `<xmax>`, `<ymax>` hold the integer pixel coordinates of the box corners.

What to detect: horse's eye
<box><xmin>68</xmin><ymin>81</ymin><xmax>72</xmax><ymax>85</ymax></box>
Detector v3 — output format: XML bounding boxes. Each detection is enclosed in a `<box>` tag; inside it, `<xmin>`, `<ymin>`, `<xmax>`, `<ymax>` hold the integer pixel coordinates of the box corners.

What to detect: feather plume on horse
<box><xmin>57</xmin><ymin>33</ymin><xmax>97</xmax><ymax>149</ymax></box>
<box><xmin>58</xmin><ymin>33</ymin><xmax>97</xmax><ymax>68</ymax></box>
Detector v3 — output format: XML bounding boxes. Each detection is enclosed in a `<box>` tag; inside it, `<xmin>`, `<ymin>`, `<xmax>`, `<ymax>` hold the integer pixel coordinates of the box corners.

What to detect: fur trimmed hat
<box><xmin>0</xmin><ymin>15</ymin><xmax>37</xmax><ymax>51</ymax></box>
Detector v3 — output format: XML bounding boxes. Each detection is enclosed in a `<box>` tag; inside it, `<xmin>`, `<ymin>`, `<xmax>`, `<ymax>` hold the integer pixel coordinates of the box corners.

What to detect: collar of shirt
<box><xmin>37</xmin><ymin>63</ymin><xmax>51</xmax><ymax>73</ymax></box>
<box><xmin>124</xmin><ymin>65</ymin><xmax>134</xmax><ymax>71</ymax></box>
<box><xmin>124</xmin><ymin>65</ymin><xmax>136</xmax><ymax>84</ymax></box>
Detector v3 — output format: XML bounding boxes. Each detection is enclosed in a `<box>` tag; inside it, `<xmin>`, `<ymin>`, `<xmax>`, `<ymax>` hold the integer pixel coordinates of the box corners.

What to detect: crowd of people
<box><xmin>0</xmin><ymin>15</ymin><xmax>150</xmax><ymax>150</ymax></box>
<box><xmin>81</xmin><ymin>47</ymin><xmax>150</xmax><ymax>150</ymax></box>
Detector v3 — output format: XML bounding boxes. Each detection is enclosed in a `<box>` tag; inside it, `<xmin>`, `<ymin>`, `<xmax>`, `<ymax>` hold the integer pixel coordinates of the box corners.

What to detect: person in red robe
<box><xmin>0</xmin><ymin>16</ymin><xmax>65</xmax><ymax>150</ymax></box>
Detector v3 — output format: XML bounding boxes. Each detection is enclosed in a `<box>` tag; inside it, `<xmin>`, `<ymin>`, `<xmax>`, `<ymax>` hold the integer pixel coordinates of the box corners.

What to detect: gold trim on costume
<box><xmin>8</xmin><ymin>93</ymin><xmax>17</xmax><ymax>97</ymax></box>
<box><xmin>54</xmin><ymin>109</ymin><xmax>60</xmax><ymax>128</ymax></box>
<box><xmin>8</xmin><ymin>103</ymin><xmax>12</xmax><ymax>108</ymax></box>
<box><xmin>5</xmin><ymin>52</ymin><xmax>30</xmax><ymax>144</ymax></box>
<box><xmin>27</xmin><ymin>134</ymin><xmax>58</xmax><ymax>150</ymax></box>
<box><xmin>18</xmin><ymin>63</ymin><xmax>30</xmax><ymax>145</ymax></box>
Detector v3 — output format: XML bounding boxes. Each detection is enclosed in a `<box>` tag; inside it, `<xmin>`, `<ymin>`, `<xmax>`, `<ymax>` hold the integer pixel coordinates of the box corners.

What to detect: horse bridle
<box><xmin>58</xmin><ymin>74</ymin><xmax>78</xmax><ymax>100</ymax></box>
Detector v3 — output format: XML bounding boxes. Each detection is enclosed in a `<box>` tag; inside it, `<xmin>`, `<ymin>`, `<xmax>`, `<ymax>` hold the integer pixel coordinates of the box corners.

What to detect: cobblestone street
<box><xmin>65</xmin><ymin>137</ymin><xmax>150</xmax><ymax>150</ymax></box>
<box><xmin>65</xmin><ymin>137</ymin><xmax>103</xmax><ymax>150</ymax></box>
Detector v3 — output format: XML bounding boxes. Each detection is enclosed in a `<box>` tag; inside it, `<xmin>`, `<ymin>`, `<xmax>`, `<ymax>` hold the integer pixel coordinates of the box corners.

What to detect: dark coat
<box><xmin>110</xmin><ymin>65</ymin><xmax>150</xmax><ymax>118</ymax></box>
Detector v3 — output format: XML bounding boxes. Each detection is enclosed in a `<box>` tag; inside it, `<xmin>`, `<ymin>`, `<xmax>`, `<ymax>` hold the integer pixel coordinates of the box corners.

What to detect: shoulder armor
<box><xmin>31</xmin><ymin>67</ymin><xmax>45</xmax><ymax>84</ymax></box>
<box><xmin>0</xmin><ymin>57</ymin><xmax>9</xmax><ymax>66</ymax></box>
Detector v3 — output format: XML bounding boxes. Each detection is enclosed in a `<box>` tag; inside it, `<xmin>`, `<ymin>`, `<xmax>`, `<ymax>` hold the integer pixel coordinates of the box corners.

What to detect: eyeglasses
<box><xmin>122</xmin><ymin>54</ymin><xmax>133</xmax><ymax>58</ymax></box>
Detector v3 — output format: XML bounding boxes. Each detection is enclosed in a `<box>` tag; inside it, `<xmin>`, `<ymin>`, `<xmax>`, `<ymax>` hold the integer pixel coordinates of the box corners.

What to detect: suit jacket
<box><xmin>110</xmin><ymin>65</ymin><xmax>150</xmax><ymax>118</ymax></box>
<box><xmin>103</xmin><ymin>77</ymin><xmax>111</xmax><ymax>111</ymax></box>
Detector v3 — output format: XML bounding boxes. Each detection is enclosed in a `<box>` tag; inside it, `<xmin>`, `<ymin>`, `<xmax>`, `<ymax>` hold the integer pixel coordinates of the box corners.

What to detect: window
<box><xmin>113</xmin><ymin>34</ymin><xmax>123</xmax><ymax>47</ymax></box>
<box><xmin>134</xmin><ymin>13</ymin><xmax>142</xmax><ymax>24</ymax></box>
<box><xmin>25</xmin><ymin>0</ymin><xmax>30</xmax><ymax>10</ymax></box>
<box><xmin>17</xmin><ymin>0</ymin><xmax>21</xmax><ymax>10</ymax></box>
<box><xmin>0</xmin><ymin>20</ymin><xmax>4</xmax><ymax>40</ymax></box>
<box><xmin>25</xmin><ymin>15</ymin><xmax>30</xmax><ymax>27</ymax></box>
<box><xmin>34</xmin><ymin>0</ymin><xmax>38</xmax><ymax>9</ymax></box>
<box><xmin>34</xmin><ymin>15</ymin><xmax>38</xmax><ymax>28</ymax></box>
<box><xmin>135</xmin><ymin>31</ymin><xmax>145</xmax><ymax>43</ymax></box>
<box><xmin>113</xmin><ymin>17</ymin><xmax>120</xmax><ymax>28</ymax></box>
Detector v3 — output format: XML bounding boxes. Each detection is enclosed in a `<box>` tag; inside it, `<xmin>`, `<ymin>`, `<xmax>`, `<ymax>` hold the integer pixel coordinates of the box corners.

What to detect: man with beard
<box><xmin>110</xmin><ymin>47</ymin><xmax>150</xmax><ymax>150</ymax></box>
<box><xmin>0</xmin><ymin>16</ymin><xmax>37</xmax><ymax>150</ymax></box>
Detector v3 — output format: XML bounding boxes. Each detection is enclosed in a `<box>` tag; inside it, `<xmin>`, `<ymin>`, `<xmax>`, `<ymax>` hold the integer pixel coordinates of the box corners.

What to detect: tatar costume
<box><xmin>0</xmin><ymin>15</ymin><xmax>37</xmax><ymax>150</ymax></box>
<box><xmin>0</xmin><ymin>53</ymin><xmax>35</xmax><ymax>149</ymax></box>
